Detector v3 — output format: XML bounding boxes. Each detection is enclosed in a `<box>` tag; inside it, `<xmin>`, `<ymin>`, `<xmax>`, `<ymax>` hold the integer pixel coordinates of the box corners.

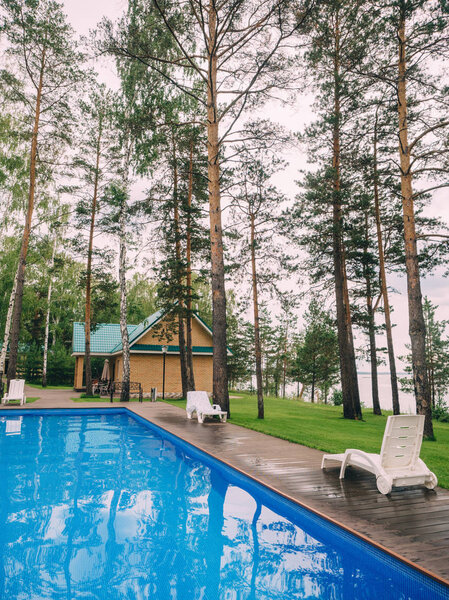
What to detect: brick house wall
<box><xmin>74</xmin><ymin>315</ymin><xmax>214</xmax><ymax>396</ymax></box>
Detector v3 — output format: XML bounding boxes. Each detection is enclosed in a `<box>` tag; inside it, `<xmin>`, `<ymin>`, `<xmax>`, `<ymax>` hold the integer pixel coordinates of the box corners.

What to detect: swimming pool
<box><xmin>0</xmin><ymin>408</ymin><xmax>447</xmax><ymax>600</ymax></box>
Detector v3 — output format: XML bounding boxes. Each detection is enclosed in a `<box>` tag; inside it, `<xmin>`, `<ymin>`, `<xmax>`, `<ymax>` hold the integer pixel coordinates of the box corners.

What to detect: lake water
<box><xmin>285</xmin><ymin>373</ymin><xmax>417</xmax><ymax>413</ymax></box>
<box><xmin>357</xmin><ymin>372</ymin><xmax>416</xmax><ymax>413</ymax></box>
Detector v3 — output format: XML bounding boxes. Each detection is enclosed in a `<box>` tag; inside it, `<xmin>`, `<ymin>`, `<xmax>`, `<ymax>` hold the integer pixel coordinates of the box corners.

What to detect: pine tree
<box><xmin>293</xmin><ymin>299</ymin><xmax>340</xmax><ymax>403</ymax></box>
<box><xmin>1</xmin><ymin>0</ymin><xmax>84</xmax><ymax>385</ymax></box>
<box><xmin>101</xmin><ymin>0</ymin><xmax>313</xmax><ymax>414</ymax></box>
<box><xmin>229</xmin><ymin>149</ymin><xmax>289</xmax><ymax>418</ymax></box>
<box><xmin>401</xmin><ymin>298</ymin><xmax>449</xmax><ymax>413</ymax></box>
<box><xmin>365</xmin><ymin>0</ymin><xmax>449</xmax><ymax>437</ymax></box>
<box><xmin>74</xmin><ymin>85</ymin><xmax>117</xmax><ymax>395</ymax></box>
<box><xmin>299</xmin><ymin>0</ymin><xmax>381</xmax><ymax>420</ymax></box>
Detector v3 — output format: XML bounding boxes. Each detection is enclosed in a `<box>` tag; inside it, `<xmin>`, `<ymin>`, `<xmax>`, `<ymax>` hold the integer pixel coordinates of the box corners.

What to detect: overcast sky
<box><xmin>62</xmin><ymin>0</ymin><xmax>449</xmax><ymax>375</ymax></box>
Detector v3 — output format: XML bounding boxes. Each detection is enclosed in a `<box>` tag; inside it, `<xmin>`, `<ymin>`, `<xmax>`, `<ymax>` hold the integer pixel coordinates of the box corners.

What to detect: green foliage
<box><xmin>433</xmin><ymin>398</ymin><xmax>449</xmax><ymax>423</ymax></box>
<box><xmin>331</xmin><ymin>390</ymin><xmax>343</xmax><ymax>406</ymax></box>
<box><xmin>127</xmin><ymin>274</ymin><xmax>158</xmax><ymax>323</ymax></box>
<box><xmin>46</xmin><ymin>342</ymin><xmax>75</xmax><ymax>386</ymax></box>
<box><xmin>17</xmin><ymin>343</ymin><xmax>42</xmax><ymax>382</ymax></box>
<box><xmin>400</xmin><ymin>297</ymin><xmax>449</xmax><ymax>409</ymax></box>
<box><xmin>291</xmin><ymin>299</ymin><xmax>340</xmax><ymax>402</ymax></box>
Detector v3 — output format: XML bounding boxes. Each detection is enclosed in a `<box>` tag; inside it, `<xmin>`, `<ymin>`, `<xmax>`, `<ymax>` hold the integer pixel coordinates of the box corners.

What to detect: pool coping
<box><xmin>2</xmin><ymin>404</ymin><xmax>449</xmax><ymax>591</ymax></box>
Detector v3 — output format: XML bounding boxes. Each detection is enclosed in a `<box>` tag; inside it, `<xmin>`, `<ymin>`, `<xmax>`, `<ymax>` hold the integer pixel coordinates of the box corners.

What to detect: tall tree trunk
<box><xmin>282</xmin><ymin>331</ymin><xmax>287</xmax><ymax>399</ymax></box>
<box><xmin>185</xmin><ymin>139</ymin><xmax>195</xmax><ymax>391</ymax></box>
<box><xmin>331</xmin><ymin>15</ymin><xmax>362</xmax><ymax>420</ymax></box>
<box><xmin>84</xmin><ymin>120</ymin><xmax>103</xmax><ymax>396</ymax></box>
<box><xmin>397</xmin><ymin>13</ymin><xmax>433</xmax><ymax>437</ymax></box>
<box><xmin>250</xmin><ymin>211</ymin><xmax>264</xmax><ymax>419</ymax></box>
<box><xmin>172</xmin><ymin>135</ymin><xmax>188</xmax><ymax>400</ymax></box>
<box><xmin>42</xmin><ymin>233</ymin><xmax>58</xmax><ymax>388</ymax></box>
<box><xmin>119</xmin><ymin>129</ymin><xmax>132</xmax><ymax>402</ymax></box>
<box><xmin>119</xmin><ymin>193</ymin><xmax>130</xmax><ymax>401</ymax></box>
<box><xmin>311</xmin><ymin>365</ymin><xmax>316</xmax><ymax>403</ymax></box>
<box><xmin>373</xmin><ymin>111</ymin><xmax>400</xmax><ymax>414</ymax></box>
<box><xmin>207</xmin><ymin>1</ymin><xmax>230</xmax><ymax>415</ymax></box>
<box><xmin>363</xmin><ymin>212</ymin><xmax>381</xmax><ymax>415</ymax></box>
<box><xmin>7</xmin><ymin>46</ymin><xmax>46</xmax><ymax>386</ymax></box>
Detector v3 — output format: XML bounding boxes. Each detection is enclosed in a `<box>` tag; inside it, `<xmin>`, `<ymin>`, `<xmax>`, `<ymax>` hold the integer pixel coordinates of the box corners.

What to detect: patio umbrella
<box><xmin>101</xmin><ymin>359</ymin><xmax>110</xmax><ymax>381</ymax></box>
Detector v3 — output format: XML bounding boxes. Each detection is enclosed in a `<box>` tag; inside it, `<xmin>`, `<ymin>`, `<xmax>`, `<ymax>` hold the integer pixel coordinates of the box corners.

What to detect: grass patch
<box><xmin>26</xmin><ymin>383</ymin><xmax>72</xmax><ymax>390</ymax></box>
<box><xmin>164</xmin><ymin>391</ymin><xmax>449</xmax><ymax>490</ymax></box>
<box><xmin>1</xmin><ymin>397</ymin><xmax>39</xmax><ymax>405</ymax></box>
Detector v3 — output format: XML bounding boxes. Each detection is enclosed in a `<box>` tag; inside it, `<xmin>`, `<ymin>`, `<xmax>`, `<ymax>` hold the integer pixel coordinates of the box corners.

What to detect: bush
<box><xmin>433</xmin><ymin>398</ymin><xmax>449</xmax><ymax>422</ymax></box>
<box><xmin>331</xmin><ymin>389</ymin><xmax>343</xmax><ymax>406</ymax></box>
<box><xmin>47</xmin><ymin>342</ymin><xmax>75</xmax><ymax>386</ymax></box>
<box><xmin>18</xmin><ymin>343</ymin><xmax>42</xmax><ymax>382</ymax></box>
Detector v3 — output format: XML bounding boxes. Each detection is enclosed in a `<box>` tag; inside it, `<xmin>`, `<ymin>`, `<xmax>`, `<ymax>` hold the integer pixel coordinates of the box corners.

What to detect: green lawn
<box><xmin>165</xmin><ymin>391</ymin><xmax>449</xmax><ymax>490</ymax></box>
<box><xmin>1</xmin><ymin>397</ymin><xmax>39</xmax><ymax>405</ymax></box>
<box><xmin>27</xmin><ymin>383</ymin><xmax>72</xmax><ymax>390</ymax></box>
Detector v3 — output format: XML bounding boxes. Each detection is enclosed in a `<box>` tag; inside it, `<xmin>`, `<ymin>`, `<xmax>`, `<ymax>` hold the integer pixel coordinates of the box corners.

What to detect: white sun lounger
<box><xmin>186</xmin><ymin>391</ymin><xmax>227</xmax><ymax>424</ymax></box>
<box><xmin>6</xmin><ymin>418</ymin><xmax>22</xmax><ymax>435</ymax></box>
<box><xmin>321</xmin><ymin>415</ymin><xmax>437</xmax><ymax>494</ymax></box>
<box><xmin>2</xmin><ymin>379</ymin><xmax>26</xmax><ymax>406</ymax></box>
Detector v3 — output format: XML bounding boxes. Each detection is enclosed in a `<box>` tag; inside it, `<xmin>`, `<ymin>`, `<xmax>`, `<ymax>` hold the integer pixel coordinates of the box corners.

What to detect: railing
<box><xmin>109</xmin><ymin>381</ymin><xmax>143</xmax><ymax>403</ymax></box>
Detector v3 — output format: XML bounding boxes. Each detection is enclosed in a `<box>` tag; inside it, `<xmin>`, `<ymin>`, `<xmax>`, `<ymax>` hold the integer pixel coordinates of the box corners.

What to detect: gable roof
<box><xmin>71</xmin><ymin>308</ymin><xmax>223</xmax><ymax>356</ymax></box>
<box><xmin>115</xmin><ymin>308</ymin><xmax>165</xmax><ymax>352</ymax></box>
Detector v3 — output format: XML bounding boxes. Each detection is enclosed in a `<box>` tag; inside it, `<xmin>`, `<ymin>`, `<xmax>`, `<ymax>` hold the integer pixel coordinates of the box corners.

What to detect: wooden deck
<box><xmin>3</xmin><ymin>389</ymin><xmax>449</xmax><ymax>586</ymax></box>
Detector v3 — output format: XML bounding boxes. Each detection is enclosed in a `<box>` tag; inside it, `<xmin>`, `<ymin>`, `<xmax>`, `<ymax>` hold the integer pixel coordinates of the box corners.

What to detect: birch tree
<box><xmin>41</xmin><ymin>228</ymin><xmax>57</xmax><ymax>388</ymax></box>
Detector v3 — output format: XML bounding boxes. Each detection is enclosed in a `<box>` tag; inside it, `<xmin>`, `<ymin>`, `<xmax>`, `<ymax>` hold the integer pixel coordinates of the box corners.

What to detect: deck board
<box><xmin>3</xmin><ymin>389</ymin><xmax>449</xmax><ymax>586</ymax></box>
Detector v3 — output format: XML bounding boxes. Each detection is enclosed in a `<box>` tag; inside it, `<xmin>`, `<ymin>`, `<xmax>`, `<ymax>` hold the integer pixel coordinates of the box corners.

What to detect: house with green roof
<box><xmin>72</xmin><ymin>309</ymin><xmax>219</xmax><ymax>396</ymax></box>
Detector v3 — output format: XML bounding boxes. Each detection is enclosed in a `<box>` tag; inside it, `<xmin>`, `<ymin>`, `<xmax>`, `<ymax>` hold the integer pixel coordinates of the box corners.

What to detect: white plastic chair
<box><xmin>321</xmin><ymin>415</ymin><xmax>438</xmax><ymax>494</ymax></box>
<box><xmin>186</xmin><ymin>391</ymin><xmax>227</xmax><ymax>423</ymax></box>
<box><xmin>2</xmin><ymin>379</ymin><xmax>26</xmax><ymax>406</ymax></box>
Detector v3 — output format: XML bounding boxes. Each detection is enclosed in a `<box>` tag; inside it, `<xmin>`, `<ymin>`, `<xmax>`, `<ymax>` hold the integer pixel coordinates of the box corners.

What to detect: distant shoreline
<box><xmin>357</xmin><ymin>372</ymin><xmax>407</xmax><ymax>376</ymax></box>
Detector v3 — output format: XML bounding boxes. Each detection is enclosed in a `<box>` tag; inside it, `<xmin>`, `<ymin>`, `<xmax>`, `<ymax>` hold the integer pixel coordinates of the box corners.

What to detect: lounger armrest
<box><xmin>343</xmin><ymin>448</ymin><xmax>380</xmax><ymax>470</ymax></box>
<box><xmin>212</xmin><ymin>404</ymin><xmax>221</xmax><ymax>411</ymax></box>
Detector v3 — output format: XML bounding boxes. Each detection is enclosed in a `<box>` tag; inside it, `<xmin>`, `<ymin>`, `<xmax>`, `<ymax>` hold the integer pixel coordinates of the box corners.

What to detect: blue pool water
<box><xmin>0</xmin><ymin>409</ymin><xmax>447</xmax><ymax>600</ymax></box>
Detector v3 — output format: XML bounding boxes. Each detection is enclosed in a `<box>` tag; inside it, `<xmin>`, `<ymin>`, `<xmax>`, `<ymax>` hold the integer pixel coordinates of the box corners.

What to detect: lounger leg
<box><xmin>186</xmin><ymin>411</ymin><xmax>193</xmax><ymax>420</ymax></box>
<box><xmin>221</xmin><ymin>414</ymin><xmax>227</xmax><ymax>423</ymax></box>
<box><xmin>425</xmin><ymin>472</ymin><xmax>438</xmax><ymax>489</ymax></box>
<box><xmin>376</xmin><ymin>475</ymin><xmax>392</xmax><ymax>495</ymax></box>
<box><xmin>198</xmin><ymin>413</ymin><xmax>204</xmax><ymax>424</ymax></box>
<box><xmin>339</xmin><ymin>455</ymin><xmax>350</xmax><ymax>479</ymax></box>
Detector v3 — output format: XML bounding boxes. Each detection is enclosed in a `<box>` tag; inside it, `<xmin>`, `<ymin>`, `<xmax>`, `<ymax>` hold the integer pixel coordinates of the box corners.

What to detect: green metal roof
<box><xmin>72</xmin><ymin>322</ymin><xmax>138</xmax><ymax>354</ymax></box>
<box><xmin>71</xmin><ymin>308</ymin><xmax>229</xmax><ymax>356</ymax></box>
<box><xmin>72</xmin><ymin>309</ymin><xmax>167</xmax><ymax>355</ymax></box>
